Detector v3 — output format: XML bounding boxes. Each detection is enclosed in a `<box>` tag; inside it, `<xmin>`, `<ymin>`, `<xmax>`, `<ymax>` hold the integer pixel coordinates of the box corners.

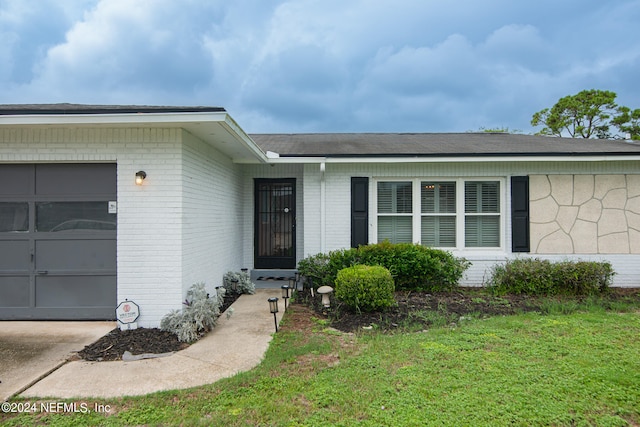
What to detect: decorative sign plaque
<box><xmin>115</xmin><ymin>300</ymin><xmax>140</xmax><ymax>330</ymax></box>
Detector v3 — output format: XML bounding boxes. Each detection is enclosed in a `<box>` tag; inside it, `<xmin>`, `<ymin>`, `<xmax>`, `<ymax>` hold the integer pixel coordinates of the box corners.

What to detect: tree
<box><xmin>531</xmin><ymin>89</ymin><xmax>619</xmax><ymax>138</ymax></box>
<box><xmin>471</xmin><ymin>126</ymin><xmax>523</xmax><ymax>134</ymax></box>
<box><xmin>612</xmin><ymin>106</ymin><xmax>640</xmax><ymax>140</ymax></box>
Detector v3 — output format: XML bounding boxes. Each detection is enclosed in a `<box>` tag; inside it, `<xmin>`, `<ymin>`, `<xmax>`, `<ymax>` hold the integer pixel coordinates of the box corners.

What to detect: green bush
<box><xmin>334</xmin><ymin>265</ymin><xmax>395</xmax><ymax>313</ymax></box>
<box><xmin>357</xmin><ymin>242</ymin><xmax>470</xmax><ymax>291</ymax></box>
<box><xmin>487</xmin><ymin>258</ymin><xmax>615</xmax><ymax>296</ymax></box>
<box><xmin>297</xmin><ymin>242</ymin><xmax>470</xmax><ymax>292</ymax></box>
<box><xmin>297</xmin><ymin>249</ymin><xmax>358</xmax><ymax>288</ymax></box>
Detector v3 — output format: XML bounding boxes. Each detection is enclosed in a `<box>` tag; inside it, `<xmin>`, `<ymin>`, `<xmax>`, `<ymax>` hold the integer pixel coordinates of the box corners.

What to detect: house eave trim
<box><xmin>264</xmin><ymin>154</ymin><xmax>640</xmax><ymax>164</ymax></box>
<box><xmin>0</xmin><ymin>110</ymin><xmax>229</xmax><ymax>127</ymax></box>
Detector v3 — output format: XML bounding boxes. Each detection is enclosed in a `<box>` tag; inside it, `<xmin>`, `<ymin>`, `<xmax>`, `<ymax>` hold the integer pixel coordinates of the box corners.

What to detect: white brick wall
<box><xmin>302</xmin><ymin>164</ymin><xmax>322</xmax><ymax>256</ymax></box>
<box><xmin>181</xmin><ymin>131</ymin><xmax>244</xmax><ymax>297</ymax></box>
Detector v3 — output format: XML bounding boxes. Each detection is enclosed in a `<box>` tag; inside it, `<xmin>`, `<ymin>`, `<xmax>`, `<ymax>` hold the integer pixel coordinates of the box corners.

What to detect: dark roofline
<box><xmin>0</xmin><ymin>103</ymin><xmax>225</xmax><ymax>115</ymax></box>
<box><xmin>250</xmin><ymin>132</ymin><xmax>640</xmax><ymax>158</ymax></box>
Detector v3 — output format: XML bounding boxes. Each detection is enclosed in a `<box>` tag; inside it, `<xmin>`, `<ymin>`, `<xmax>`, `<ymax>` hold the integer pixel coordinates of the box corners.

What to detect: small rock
<box><xmin>122</xmin><ymin>350</ymin><xmax>175</xmax><ymax>361</ymax></box>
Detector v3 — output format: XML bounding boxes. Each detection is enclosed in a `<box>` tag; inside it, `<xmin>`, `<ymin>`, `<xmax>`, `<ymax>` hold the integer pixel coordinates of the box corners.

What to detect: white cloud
<box><xmin>1</xmin><ymin>0</ymin><xmax>638</xmax><ymax>133</ymax></box>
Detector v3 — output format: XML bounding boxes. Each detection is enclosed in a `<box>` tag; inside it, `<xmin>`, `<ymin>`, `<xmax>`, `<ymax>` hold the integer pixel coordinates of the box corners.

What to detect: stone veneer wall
<box><xmin>530</xmin><ymin>174</ymin><xmax>640</xmax><ymax>254</ymax></box>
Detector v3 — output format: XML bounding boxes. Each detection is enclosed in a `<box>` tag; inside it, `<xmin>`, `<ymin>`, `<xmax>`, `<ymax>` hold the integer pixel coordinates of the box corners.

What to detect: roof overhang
<box><xmin>263</xmin><ymin>154</ymin><xmax>640</xmax><ymax>164</ymax></box>
<box><xmin>0</xmin><ymin>110</ymin><xmax>269</xmax><ymax>164</ymax></box>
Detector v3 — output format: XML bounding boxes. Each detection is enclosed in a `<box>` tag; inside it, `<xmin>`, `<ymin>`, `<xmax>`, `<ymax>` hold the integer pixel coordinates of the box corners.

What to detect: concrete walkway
<box><xmin>14</xmin><ymin>289</ymin><xmax>282</xmax><ymax>399</ymax></box>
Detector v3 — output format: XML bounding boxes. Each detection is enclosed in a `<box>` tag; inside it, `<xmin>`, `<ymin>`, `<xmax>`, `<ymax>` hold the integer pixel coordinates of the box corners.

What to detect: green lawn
<box><xmin>2</xmin><ymin>300</ymin><xmax>639</xmax><ymax>426</ymax></box>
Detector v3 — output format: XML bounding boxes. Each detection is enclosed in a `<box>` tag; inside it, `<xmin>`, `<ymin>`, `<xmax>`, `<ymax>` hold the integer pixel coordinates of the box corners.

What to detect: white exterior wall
<box><xmin>117</xmin><ymin>130</ymin><xmax>184</xmax><ymax>326</ymax></box>
<box><xmin>302</xmin><ymin>164</ymin><xmax>323</xmax><ymax>256</ymax></box>
<box><xmin>311</xmin><ymin>160</ymin><xmax>640</xmax><ymax>288</ymax></box>
<box><xmin>181</xmin><ymin>131</ymin><xmax>244</xmax><ymax>296</ymax></box>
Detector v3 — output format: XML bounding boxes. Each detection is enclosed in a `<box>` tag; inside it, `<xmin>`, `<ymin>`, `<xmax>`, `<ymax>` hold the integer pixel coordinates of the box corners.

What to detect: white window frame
<box><xmin>372</xmin><ymin>177</ymin><xmax>506</xmax><ymax>251</ymax></box>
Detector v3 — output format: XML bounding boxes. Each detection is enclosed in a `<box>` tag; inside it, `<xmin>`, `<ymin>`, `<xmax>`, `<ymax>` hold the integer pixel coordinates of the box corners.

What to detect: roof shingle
<box><xmin>249</xmin><ymin>133</ymin><xmax>640</xmax><ymax>157</ymax></box>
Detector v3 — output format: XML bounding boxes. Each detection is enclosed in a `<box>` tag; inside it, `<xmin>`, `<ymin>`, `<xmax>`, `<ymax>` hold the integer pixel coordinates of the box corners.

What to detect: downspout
<box><xmin>320</xmin><ymin>161</ymin><xmax>326</xmax><ymax>253</ymax></box>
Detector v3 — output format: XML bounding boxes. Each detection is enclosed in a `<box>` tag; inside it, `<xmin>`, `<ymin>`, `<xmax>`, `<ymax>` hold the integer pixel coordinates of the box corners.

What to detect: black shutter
<box><xmin>511</xmin><ymin>176</ymin><xmax>530</xmax><ymax>252</ymax></box>
<box><xmin>351</xmin><ymin>177</ymin><xmax>369</xmax><ymax>248</ymax></box>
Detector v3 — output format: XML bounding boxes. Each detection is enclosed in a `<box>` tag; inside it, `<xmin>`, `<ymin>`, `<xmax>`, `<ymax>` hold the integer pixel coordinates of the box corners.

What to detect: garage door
<box><xmin>0</xmin><ymin>164</ymin><xmax>117</xmax><ymax>320</ymax></box>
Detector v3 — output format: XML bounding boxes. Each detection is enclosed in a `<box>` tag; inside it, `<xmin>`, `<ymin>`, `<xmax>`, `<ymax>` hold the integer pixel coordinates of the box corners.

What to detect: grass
<box><xmin>2</xmin><ymin>296</ymin><xmax>640</xmax><ymax>426</ymax></box>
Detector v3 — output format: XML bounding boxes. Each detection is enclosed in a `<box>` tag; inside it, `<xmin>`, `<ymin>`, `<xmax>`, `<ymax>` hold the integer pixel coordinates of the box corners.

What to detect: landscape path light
<box><xmin>268</xmin><ymin>297</ymin><xmax>279</xmax><ymax>332</ymax></box>
<box><xmin>317</xmin><ymin>285</ymin><xmax>334</xmax><ymax>308</ymax></box>
<box><xmin>281</xmin><ymin>285</ymin><xmax>290</xmax><ymax>310</ymax></box>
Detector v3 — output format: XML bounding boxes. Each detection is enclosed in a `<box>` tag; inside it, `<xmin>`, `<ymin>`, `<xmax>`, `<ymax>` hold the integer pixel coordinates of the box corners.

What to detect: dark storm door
<box><xmin>254</xmin><ymin>179</ymin><xmax>296</xmax><ymax>269</ymax></box>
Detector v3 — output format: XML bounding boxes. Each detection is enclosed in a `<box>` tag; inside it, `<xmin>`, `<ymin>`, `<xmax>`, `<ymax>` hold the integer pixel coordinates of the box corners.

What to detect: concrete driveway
<box><xmin>0</xmin><ymin>321</ymin><xmax>114</xmax><ymax>401</ymax></box>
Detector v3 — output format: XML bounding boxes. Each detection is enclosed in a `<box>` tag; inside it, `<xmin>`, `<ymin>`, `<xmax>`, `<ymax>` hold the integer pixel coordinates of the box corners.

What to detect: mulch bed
<box><xmin>77</xmin><ymin>287</ymin><xmax>640</xmax><ymax>361</ymax></box>
<box><xmin>77</xmin><ymin>292</ymin><xmax>241</xmax><ymax>362</ymax></box>
<box><xmin>300</xmin><ymin>287</ymin><xmax>640</xmax><ymax>333</ymax></box>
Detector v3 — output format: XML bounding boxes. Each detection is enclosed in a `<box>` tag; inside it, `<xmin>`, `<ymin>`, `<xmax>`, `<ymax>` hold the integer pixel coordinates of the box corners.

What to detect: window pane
<box><xmin>465</xmin><ymin>215</ymin><xmax>500</xmax><ymax>247</ymax></box>
<box><xmin>465</xmin><ymin>181</ymin><xmax>499</xmax><ymax>213</ymax></box>
<box><xmin>421</xmin><ymin>182</ymin><xmax>455</xmax><ymax>213</ymax></box>
<box><xmin>378</xmin><ymin>216</ymin><xmax>412</xmax><ymax>243</ymax></box>
<box><xmin>421</xmin><ymin>216</ymin><xmax>456</xmax><ymax>247</ymax></box>
<box><xmin>378</xmin><ymin>182</ymin><xmax>412</xmax><ymax>213</ymax></box>
<box><xmin>36</xmin><ymin>202</ymin><xmax>116</xmax><ymax>232</ymax></box>
<box><xmin>0</xmin><ymin>202</ymin><xmax>28</xmax><ymax>232</ymax></box>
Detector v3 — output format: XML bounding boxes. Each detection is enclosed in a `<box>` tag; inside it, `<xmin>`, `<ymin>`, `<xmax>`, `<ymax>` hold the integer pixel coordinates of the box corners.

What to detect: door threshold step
<box><xmin>256</xmin><ymin>275</ymin><xmax>295</xmax><ymax>281</ymax></box>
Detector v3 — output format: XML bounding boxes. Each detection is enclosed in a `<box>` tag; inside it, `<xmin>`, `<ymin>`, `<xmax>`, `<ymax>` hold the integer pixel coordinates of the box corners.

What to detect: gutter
<box><xmin>263</xmin><ymin>154</ymin><xmax>640</xmax><ymax>164</ymax></box>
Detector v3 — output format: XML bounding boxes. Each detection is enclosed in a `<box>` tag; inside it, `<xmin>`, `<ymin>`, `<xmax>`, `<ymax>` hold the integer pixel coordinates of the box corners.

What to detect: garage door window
<box><xmin>0</xmin><ymin>202</ymin><xmax>28</xmax><ymax>232</ymax></box>
<box><xmin>36</xmin><ymin>202</ymin><xmax>116</xmax><ymax>232</ymax></box>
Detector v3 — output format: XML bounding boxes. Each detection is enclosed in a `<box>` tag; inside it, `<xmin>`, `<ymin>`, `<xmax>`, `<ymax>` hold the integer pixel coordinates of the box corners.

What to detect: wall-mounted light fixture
<box><xmin>135</xmin><ymin>171</ymin><xmax>147</xmax><ymax>185</ymax></box>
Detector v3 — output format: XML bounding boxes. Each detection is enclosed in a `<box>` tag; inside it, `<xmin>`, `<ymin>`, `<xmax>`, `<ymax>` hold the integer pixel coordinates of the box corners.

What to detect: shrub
<box><xmin>334</xmin><ymin>265</ymin><xmax>395</xmax><ymax>313</ymax></box>
<box><xmin>297</xmin><ymin>249</ymin><xmax>359</xmax><ymax>288</ymax></box>
<box><xmin>487</xmin><ymin>258</ymin><xmax>615</xmax><ymax>296</ymax></box>
<box><xmin>160</xmin><ymin>283</ymin><xmax>220</xmax><ymax>342</ymax></box>
<box><xmin>552</xmin><ymin>260</ymin><xmax>615</xmax><ymax>295</ymax></box>
<box><xmin>215</xmin><ymin>285</ymin><xmax>227</xmax><ymax>307</ymax></box>
<box><xmin>357</xmin><ymin>242</ymin><xmax>470</xmax><ymax>291</ymax></box>
<box><xmin>297</xmin><ymin>252</ymin><xmax>332</xmax><ymax>287</ymax></box>
<box><xmin>297</xmin><ymin>242</ymin><xmax>470</xmax><ymax>292</ymax></box>
<box><xmin>223</xmin><ymin>270</ymin><xmax>256</xmax><ymax>294</ymax></box>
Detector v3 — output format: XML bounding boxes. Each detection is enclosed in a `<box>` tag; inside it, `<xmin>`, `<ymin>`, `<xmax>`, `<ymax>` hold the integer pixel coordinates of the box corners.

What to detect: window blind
<box><xmin>421</xmin><ymin>216</ymin><xmax>456</xmax><ymax>247</ymax></box>
<box><xmin>378</xmin><ymin>181</ymin><xmax>412</xmax><ymax>213</ymax></box>
<box><xmin>378</xmin><ymin>216</ymin><xmax>412</xmax><ymax>243</ymax></box>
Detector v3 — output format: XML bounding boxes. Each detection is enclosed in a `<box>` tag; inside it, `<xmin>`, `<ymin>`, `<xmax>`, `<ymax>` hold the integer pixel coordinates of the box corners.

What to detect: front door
<box><xmin>254</xmin><ymin>179</ymin><xmax>296</xmax><ymax>269</ymax></box>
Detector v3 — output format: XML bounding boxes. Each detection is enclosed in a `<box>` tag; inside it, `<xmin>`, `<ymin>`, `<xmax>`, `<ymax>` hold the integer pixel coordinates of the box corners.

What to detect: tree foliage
<box><xmin>613</xmin><ymin>106</ymin><xmax>640</xmax><ymax>140</ymax></box>
<box><xmin>531</xmin><ymin>89</ymin><xmax>639</xmax><ymax>140</ymax></box>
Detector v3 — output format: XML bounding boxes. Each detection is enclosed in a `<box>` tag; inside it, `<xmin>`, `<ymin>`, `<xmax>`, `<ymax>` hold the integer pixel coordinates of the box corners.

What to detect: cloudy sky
<box><xmin>1</xmin><ymin>0</ymin><xmax>639</xmax><ymax>133</ymax></box>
